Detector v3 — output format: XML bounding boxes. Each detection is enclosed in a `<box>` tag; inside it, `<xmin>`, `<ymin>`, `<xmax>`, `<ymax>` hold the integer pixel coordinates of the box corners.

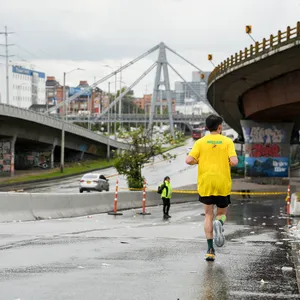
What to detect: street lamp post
<box><xmin>60</xmin><ymin>72</ymin><xmax>66</xmax><ymax>173</ymax></box>
<box><xmin>60</xmin><ymin>68</ymin><xmax>84</xmax><ymax>173</ymax></box>
<box><xmin>103</xmin><ymin>65</ymin><xmax>118</xmax><ymax>140</ymax></box>
<box><xmin>107</xmin><ymin>82</ymin><xmax>111</xmax><ymax>162</ymax></box>
<box><xmin>119</xmin><ymin>63</ymin><xmax>122</xmax><ymax>120</ymax></box>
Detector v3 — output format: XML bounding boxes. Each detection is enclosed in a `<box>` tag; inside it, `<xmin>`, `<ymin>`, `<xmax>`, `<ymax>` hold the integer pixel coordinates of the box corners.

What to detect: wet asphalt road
<box><xmin>6</xmin><ymin>141</ymin><xmax>197</xmax><ymax>194</ymax></box>
<box><xmin>0</xmin><ymin>198</ymin><xmax>299</xmax><ymax>299</ymax></box>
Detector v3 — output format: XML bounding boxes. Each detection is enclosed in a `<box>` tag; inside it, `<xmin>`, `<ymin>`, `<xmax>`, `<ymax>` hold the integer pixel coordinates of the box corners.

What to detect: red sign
<box><xmin>246</xmin><ymin>144</ymin><xmax>280</xmax><ymax>158</ymax></box>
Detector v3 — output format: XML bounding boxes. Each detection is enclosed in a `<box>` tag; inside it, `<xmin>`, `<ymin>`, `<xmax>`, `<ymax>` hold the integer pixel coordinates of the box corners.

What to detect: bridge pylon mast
<box><xmin>148</xmin><ymin>42</ymin><xmax>175</xmax><ymax>138</ymax></box>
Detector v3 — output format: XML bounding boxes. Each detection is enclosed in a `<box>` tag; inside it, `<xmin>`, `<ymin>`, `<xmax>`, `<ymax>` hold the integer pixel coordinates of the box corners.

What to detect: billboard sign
<box><xmin>68</xmin><ymin>87</ymin><xmax>92</xmax><ymax>97</ymax></box>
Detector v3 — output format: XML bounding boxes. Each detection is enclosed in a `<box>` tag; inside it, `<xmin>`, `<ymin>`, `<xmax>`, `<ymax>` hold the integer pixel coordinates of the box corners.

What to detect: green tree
<box><xmin>113</xmin><ymin>127</ymin><xmax>180</xmax><ymax>189</ymax></box>
<box><xmin>116</xmin><ymin>88</ymin><xmax>144</xmax><ymax>114</ymax></box>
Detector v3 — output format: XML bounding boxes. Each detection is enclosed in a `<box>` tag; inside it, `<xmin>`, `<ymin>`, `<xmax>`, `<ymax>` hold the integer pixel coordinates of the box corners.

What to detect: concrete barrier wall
<box><xmin>0</xmin><ymin>191</ymin><xmax>197</xmax><ymax>223</ymax></box>
<box><xmin>291</xmin><ymin>193</ymin><xmax>300</xmax><ymax>216</ymax></box>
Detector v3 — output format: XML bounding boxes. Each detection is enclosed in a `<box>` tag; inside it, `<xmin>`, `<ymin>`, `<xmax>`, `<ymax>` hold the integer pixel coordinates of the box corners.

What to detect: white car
<box><xmin>79</xmin><ymin>173</ymin><xmax>109</xmax><ymax>193</ymax></box>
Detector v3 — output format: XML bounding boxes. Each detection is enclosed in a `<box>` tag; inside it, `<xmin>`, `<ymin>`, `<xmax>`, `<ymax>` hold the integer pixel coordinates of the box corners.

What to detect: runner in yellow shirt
<box><xmin>186</xmin><ymin>115</ymin><xmax>238</xmax><ymax>261</ymax></box>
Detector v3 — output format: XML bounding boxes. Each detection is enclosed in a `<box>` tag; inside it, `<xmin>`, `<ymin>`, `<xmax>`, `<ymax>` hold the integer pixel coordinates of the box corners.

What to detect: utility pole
<box><xmin>60</xmin><ymin>71</ymin><xmax>66</xmax><ymax>173</ymax></box>
<box><xmin>107</xmin><ymin>82</ymin><xmax>111</xmax><ymax>161</ymax></box>
<box><xmin>114</xmin><ymin>75</ymin><xmax>117</xmax><ymax>140</ymax></box>
<box><xmin>119</xmin><ymin>63</ymin><xmax>122</xmax><ymax>129</ymax></box>
<box><xmin>0</xmin><ymin>26</ymin><xmax>14</xmax><ymax>105</ymax></box>
<box><xmin>60</xmin><ymin>68</ymin><xmax>84</xmax><ymax>173</ymax></box>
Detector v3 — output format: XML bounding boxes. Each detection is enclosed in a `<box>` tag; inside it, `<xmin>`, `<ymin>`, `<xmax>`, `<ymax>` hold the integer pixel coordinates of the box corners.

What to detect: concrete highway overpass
<box><xmin>207</xmin><ymin>22</ymin><xmax>300</xmax><ymax>140</ymax></box>
<box><xmin>0</xmin><ymin>104</ymin><xmax>129</xmax><ymax>174</ymax></box>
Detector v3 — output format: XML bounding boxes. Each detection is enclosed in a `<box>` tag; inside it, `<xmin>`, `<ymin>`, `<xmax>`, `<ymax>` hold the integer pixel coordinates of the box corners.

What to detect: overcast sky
<box><xmin>0</xmin><ymin>0</ymin><xmax>299</xmax><ymax>97</ymax></box>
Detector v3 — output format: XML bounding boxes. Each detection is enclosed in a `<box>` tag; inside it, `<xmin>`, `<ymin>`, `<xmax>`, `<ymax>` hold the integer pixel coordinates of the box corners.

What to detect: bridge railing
<box><xmin>53</xmin><ymin>113</ymin><xmax>208</xmax><ymax>123</ymax></box>
<box><xmin>208</xmin><ymin>22</ymin><xmax>300</xmax><ymax>85</ymax></box>
<box><xmin>0</xmin><ymin>103</ymin><xmax>130</xmax><ymax>149</ymax></box>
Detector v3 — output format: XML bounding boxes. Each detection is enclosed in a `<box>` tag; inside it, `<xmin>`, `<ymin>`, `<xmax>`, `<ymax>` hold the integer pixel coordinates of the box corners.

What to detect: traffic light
<box><xmin>208</xmin><ymin>54</ymin><xmax>213</xmax><ymax>61</ymax></box>
<box><xmin>246</xmin><ymin>25</ymin><xmax>252</xmax><ymax>34</ymax></box>
<box><xmin>200</xmin><ymin>73</ymin><xmax>205</xmax><ymax>79</ymax></box>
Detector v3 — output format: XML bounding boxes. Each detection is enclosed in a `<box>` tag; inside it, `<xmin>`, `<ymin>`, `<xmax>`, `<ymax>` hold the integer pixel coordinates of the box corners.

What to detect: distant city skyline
<box><xmin>0</xmin><ymin>0</ymin><xmax>299</xmax><ymax>97</ymax></box>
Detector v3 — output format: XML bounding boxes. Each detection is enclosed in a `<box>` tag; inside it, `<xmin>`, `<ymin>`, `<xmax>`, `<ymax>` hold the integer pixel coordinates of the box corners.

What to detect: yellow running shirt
<box><xmin>189</xmin><ymin>134</ymin><xmax>237</xmax><ymax>197</ymax></box>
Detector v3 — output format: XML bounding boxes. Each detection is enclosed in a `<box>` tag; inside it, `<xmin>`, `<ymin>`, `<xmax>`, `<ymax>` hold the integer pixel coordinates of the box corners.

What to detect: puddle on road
<box><xmin>227</xmin><ymin>199</ymin><xmax>289</xmax><ymax>229</ymax></box>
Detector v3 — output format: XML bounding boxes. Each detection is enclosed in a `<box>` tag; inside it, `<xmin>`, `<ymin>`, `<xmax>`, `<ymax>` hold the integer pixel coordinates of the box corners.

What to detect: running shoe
<box><xmin>205</xmin><ymin>248</ymin><xmax>215</xmax><ymax>261</ymax></box>
<box><xmin>213</xmin><ymin>220</ymin><xmax>225</xmax><ymax>247</ymax></box>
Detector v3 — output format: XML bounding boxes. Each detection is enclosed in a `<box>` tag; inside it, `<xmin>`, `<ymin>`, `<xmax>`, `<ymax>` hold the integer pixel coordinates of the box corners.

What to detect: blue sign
<box><xmin>79</xmin><ymin>144</ymin><xmax>88</xmax><ymax>152</ymax></box>
<box><xmin>12</xmin><ymin>66</ymin><xmax>45</xmax><ymax>79</ymax></box>
<box><xmin>69</xmin><ymin>87</ymin><xmax>92</xmax><ymax>97</ymax></box>
<box><xmin>245</xmin><ymin>157</ymin><xmax>289</xmax><ymax>177</ymax></box>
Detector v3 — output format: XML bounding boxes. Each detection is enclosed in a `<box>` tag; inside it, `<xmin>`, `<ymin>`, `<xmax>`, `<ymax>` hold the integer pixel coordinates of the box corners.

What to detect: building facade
<box><xmin>133</xmin><ymin>94</ymin><xmax>176</xmax><ymax>114</ymax></box>
<box><xmin>174</xmin><ymin>71</ymin><xmax>210</xmax><ymax>105</ymax></box>
<box><xmin>46</xmin><ymin>77</ymin><xmax>103</xmax><ymax>115</ymax></box>
<box><xmin>0</xmin><ymin>64</ymin><xmax>46</xmax><ymax>109</ymax></box>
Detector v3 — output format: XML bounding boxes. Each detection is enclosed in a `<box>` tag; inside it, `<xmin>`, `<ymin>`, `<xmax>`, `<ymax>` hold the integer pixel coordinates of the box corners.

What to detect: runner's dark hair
<box><xmin>205</xmin><ymin>115</ymin><xmax>223</xmax><ymax>132</ymax></box>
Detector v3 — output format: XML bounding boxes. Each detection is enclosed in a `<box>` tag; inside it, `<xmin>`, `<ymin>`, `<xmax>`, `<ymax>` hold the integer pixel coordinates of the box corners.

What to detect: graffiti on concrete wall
<box><xmin>0</xmin><ymin>141</ymin><xmax>11</xmax><ymax>174</ymax></box>
<box><xmin>245</xmin><ymin>144</ymin><xmax>281</xmax><ymax>158</ymax></box>
<box><xmin>15</xmin><ymin>151</ymin><xmax>51</xmax><ymax>170</ymax></box>
<box><xmin>242</xmin><ymin>126</ymin><xmax>286</xmax><ymax>144</ymax></box>
<box><xmin>80</xmin><ymin>144</ymin><xmax>103</xmax><ymax>156</ymax></box>
<box><xmin>245</xmin><ymin>157</ymin><xmax>289</xmax><ymax>177</ymax></box>
<box><xmin>241</xmin><ymin>121</ymin><xmax>294</xmax><ymax>178</ymax></box>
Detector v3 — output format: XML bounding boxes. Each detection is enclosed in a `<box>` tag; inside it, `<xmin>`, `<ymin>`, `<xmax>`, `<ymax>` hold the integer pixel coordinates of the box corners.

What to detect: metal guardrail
<box><xmin>0</xmin><ymin>104</ymin><xmax>129</xmax><ymax>150</ymax></box>
<box><xmin>208</xmin><ymin>22</ymin><xmax>300</xmax><ymax>85</ymax></box>
<box><xmin>53</xmin><ymin>113</ymin><xmax>209</xmax><ymax>123</ymax></box>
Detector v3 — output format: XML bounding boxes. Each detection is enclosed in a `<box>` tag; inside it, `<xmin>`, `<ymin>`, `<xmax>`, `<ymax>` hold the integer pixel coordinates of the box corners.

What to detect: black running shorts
<box><xmin>199</xmin><ymin>195</ymin><xmax>231</xmax><ymax>208</ymax></box>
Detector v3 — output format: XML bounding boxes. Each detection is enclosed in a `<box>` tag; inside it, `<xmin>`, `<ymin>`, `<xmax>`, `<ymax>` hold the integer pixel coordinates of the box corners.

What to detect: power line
<box><xmin>0</xmin><ymin>26</ymin><xmax>14</xmax><ymax>105</ymax></box>
<box><xmin>13</xmin><ymin>30</ymin><xmax>53</xmax><ymax>60</ymax></box>
<box><xmin>15</xmin><ymin>44</ymin><xmax>42</xmax><ymax>60</ymax></box>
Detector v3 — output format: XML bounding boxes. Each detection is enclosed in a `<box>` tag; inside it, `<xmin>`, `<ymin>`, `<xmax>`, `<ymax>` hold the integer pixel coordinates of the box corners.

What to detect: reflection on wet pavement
<box><xmin>0</xmin><ymin>199</ymin><xmax>299</xmax><ymax>299</ymax></box>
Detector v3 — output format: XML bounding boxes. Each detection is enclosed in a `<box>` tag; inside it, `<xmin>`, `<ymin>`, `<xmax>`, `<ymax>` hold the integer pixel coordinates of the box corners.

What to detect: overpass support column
<box><xmin>10</xmin><ymin>135</ymin><xmax>17</xmax><ymax>177</ymax></box>
<box><xmin>80</xmin><ymin>151</ymin><xmax>85</xmax><ymax>160</ymax></box>
<box><xmin>51</xmin><ymin>139</ymin><xmax>58</xmax><ymax>169</ymax></box>
<box><xmin>240</xmin><ymin>120</ymin><xmax>294</xmax><ymax>184</ymax></box>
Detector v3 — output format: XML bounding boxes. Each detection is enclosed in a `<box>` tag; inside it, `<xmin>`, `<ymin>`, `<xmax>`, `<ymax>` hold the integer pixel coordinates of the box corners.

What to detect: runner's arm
<box><xmin>186</xmin><ymin>155</ymin><xmax>198</xmax><ymax>165</ymax></box>
<box><xmin>228</xmin><ymin>140</ymin><xmax>238</xmax><ymax>166</ymax></box>
<box><xmin>229</xmin><ymin>156</ymin><xmax>238</xmax><ymax>166</ymax></box>
<box><xmin>185</xmin><ymin>144</ymin><xmax>200</xmax><ymax>165</ymax></box>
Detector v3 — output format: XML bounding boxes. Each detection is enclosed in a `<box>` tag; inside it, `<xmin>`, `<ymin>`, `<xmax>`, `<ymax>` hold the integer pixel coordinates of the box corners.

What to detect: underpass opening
<box><xmin>15</xmin><ymin>139</ymin><xmax>54</xmax><ymax>170</ymax></box>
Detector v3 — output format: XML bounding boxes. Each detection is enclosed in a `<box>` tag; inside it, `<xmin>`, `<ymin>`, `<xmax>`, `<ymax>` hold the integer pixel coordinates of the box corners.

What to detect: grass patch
<box><xmin>0</xmin><ymin>158</ymin><xmax>117</xmax><ymax>185</ymax></box>
<box><xmin>162</xmin><ymin>142</ymin><xmax>186</xmax><ymax>152</ymax></box>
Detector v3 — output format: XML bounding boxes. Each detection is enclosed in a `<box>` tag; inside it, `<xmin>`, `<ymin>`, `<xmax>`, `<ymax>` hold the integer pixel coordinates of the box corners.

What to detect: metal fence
<box><xmin>52</xmin><ymin>113</ymin><xmax>209</xmax><ymax>124</ymax></box>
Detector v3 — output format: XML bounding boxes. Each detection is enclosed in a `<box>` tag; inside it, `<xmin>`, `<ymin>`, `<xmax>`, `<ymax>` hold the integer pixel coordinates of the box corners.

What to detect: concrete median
<box><xmin>0</xmin><ymin>191</ymin><xmax>197</xmax><ymax>222</ymax></box>
<box><xmin>291</xmin><ymin>193</ymin><xmax>300</xmax><ymax>216</ymax></box>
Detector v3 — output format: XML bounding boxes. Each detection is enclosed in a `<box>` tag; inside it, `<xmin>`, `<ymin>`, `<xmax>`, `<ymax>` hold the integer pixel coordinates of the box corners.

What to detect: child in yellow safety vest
<box><xmin>158</xmin><ymin>176</ymin><xmax>172</xmax><ymax>219</ymax></box>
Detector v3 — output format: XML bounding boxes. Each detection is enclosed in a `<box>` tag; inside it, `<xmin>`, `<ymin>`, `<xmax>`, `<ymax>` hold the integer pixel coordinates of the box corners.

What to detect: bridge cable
<box><xmin>92</xmin><ymin>62</ymin><xmax>158</xmax><ymax>123</ymax></box>
<box><xmin>167</xmin><ymin>63</ymin><xmax>206</xmax><ymax>102</ymax></box>
<box><xmin>167</xmin><ymin>63</ymin><xmax>216</xmax><ymax>113</ymax></box>
<box><xmin>45</xmin><ymin>44</ymin><xmax>160</xmax><ymax>114</ymax></box>
<box><xmin>165</xmin><ymin>45</ymin><xmax>204</xmax><ymax>73</ymax></box>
